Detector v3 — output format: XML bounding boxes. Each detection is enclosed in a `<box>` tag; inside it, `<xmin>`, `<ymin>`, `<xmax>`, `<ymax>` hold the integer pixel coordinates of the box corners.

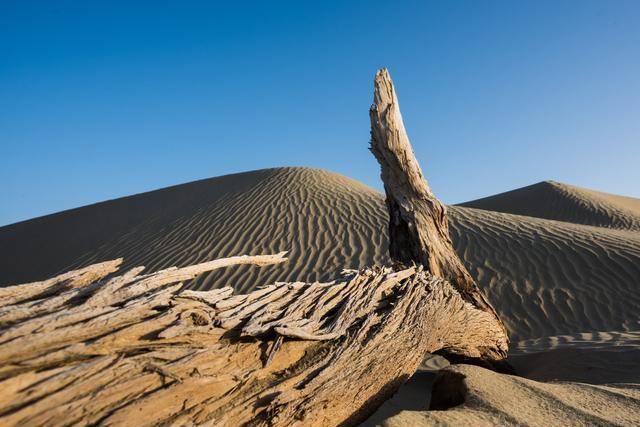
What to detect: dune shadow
<box><xmin>360</xmin><ymin>371</ymin><xmax>437</xmax><ymax>426</ymax></box>
<box><xmin>511</xmin><ymin>345</ymin><xmax>640</xmax><ymax>384</ymax></box>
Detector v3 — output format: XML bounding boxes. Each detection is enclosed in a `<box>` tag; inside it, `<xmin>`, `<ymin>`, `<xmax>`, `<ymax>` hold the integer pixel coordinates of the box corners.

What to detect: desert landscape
<box><xmin>0</xmin><ymin>69</ymin><xmax>639</xmax><ymax>425</ymax></box>
<box><xmin>2</xmin><ymin>171</ymin><xmax>640</xmax><ymax>425</ymax></box>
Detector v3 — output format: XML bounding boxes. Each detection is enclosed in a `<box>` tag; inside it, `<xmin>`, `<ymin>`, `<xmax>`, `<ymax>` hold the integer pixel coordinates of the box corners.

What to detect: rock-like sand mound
<box><xmin>2</xmin><ymin>167</ymin><xmax>639</xmax><ymax>425</ymax></box>
<box><xmin>461</xmin><ymin>180</ymin><xmax>640</xmax><ymax>231</ymax></box>
<box><xmin>368</xmin><ymin>363</ymin><xmax>640</xmax><ymax>427</ymax></box>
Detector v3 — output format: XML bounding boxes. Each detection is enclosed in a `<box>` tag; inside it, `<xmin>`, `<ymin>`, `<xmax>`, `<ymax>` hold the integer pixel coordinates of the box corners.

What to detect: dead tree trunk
<box><xmin>369</xmin><ymin>68</ymin><xmax>508</xmax><ymax>359</ymax></box>
<box><xmin>0</xmin><ymin>69</ymin><xmax>508</xmax><ymax>426</ymax></box>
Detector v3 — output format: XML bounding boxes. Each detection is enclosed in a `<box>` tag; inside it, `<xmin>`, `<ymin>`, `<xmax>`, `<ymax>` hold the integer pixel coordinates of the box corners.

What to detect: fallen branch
<box><xmin>0</xmin><ymin>255</ymin><xmax>504</xmax><ymax>426</ymax></box>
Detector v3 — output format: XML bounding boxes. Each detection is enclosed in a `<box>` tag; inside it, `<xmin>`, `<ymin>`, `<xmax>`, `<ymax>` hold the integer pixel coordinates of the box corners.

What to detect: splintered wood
<box><xmin>0</xmin><ymin>254</ymin><xmax>502</xmax><ymax>426</ymax></box>
<box><xmin>369</xmin><ymin>68</ymin><xmax>508</xmax><ymax>361</ymax></box>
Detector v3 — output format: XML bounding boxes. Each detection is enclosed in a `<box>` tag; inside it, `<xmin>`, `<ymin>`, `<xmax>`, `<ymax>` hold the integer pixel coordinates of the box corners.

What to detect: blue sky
<box><xmin>1</xmin><ymin>1</ymin><xmax>639</xmax><ymax>226</ymax></box>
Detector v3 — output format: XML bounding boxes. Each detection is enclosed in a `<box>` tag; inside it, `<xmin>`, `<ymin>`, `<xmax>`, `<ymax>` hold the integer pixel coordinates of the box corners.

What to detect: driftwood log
<box><xmin>0</xmin><ymin>256</ymin><xmax>504</xmax><ymax>426</ymax></box>
<box><xmin>0</xmin><ymin>69</ymin><xmax>508</xmax><ymax>426</ymax></box>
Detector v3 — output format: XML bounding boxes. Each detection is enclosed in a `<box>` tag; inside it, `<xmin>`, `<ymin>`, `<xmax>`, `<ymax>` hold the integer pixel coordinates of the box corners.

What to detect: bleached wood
<box><xmin>369</xmin><ymin>68</ymin><xmax>508</xmax><ymax>362</ymax></box>
<box><xmin>0</xmin><ymin>258</ymin><xmax>123</xmax><ymax>306</ymax></box>
<box><xmin>0</xmin><ymin>257</ymin><xmax>505</xmax><ymax>426</ymax></box>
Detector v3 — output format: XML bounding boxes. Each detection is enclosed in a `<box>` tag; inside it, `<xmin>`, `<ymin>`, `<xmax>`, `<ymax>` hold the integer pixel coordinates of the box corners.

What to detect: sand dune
<box><xmin>1</xmin><ymin>167</ymin><xmax>639</xmax><ymax>425</ymax></box>
<box><xmin>0</xmin><ymin>168</ymin><xmax>389</xmax><ymax>291</ymax></box>
<box><xmin>369</xmin><ymin>333</ymin><xmax>640</xmax><ymax>425</ymax></box>
<box><xmin>2</xmin><ymin>168</ymin><xmax>638</xmax><ymax>342</ymax></box>
<box><xmin>461</xmin><ymin>180</ymin><xmax>640</xmax><ymax>231</ymax></box>
<box><xmin>448</xmin><ymin>206</ymin><xmax>640</xmax><ymax>341</ymax></box>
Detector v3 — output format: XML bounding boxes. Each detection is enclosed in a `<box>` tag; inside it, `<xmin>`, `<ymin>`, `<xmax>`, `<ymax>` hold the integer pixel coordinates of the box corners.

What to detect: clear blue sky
<box><xmin>1</xmin><ymin>1</ymin><xmax>639</xmax><ymax>226</ymax></box>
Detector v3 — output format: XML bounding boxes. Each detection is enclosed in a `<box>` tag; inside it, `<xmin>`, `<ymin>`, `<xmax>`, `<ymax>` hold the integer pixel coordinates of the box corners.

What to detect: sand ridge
<box><xmin>461</xmin><ymin>180</ymin><xmax>640</xmax><ymax>231</ymax></box>
<box><xmin>0</xmin><ymin>168</ymin><xmax>390</xmax><ymax>292</ymax></box>
<box><xmin>448</xmin><ymin>205</ymin><xmax>640</xmax><ymax>341</ymax></box>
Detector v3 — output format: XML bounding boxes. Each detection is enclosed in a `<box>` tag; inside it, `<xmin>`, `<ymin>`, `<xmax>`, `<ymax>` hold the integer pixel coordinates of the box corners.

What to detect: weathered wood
<box><xmin>0</xmin><ymin>256</ymin><xmax>504</xmax><ymax>426</ymax></box>
<box><xmin>369</xmin><ymin>68</ymin><xmax>508</xmax><ymax>361</ymax></box>
<box><xmin>0</xmin><ymin>258</ymin><xmax>123</xmax><ymax>306</ymax></box>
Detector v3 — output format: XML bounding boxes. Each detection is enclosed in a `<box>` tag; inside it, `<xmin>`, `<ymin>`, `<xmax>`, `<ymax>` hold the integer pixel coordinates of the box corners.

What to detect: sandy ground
<box><xmin>461</xmin><ymin>180</ymin><xmax>640</xmax><ymax>231</ymax></box>
<box><xmin>1</xmin><ymin>167</ymin><xmax>639</xmax><ymax>425</ymax></box>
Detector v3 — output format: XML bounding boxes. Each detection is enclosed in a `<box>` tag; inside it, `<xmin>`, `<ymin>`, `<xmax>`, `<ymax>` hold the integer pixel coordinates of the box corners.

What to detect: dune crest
<box><xmin>0</xmin><ymin>168</ymin><xmax>390</xmax><ymax>291</ymax></box>
<box><xmin>461</xmin><ymin>180</ymin><xmax>640</xmax><ymax>231</ymax></box>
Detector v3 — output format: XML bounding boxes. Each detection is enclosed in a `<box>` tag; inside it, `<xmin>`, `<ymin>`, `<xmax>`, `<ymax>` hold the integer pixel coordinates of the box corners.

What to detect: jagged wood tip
<box><xmin>369</xmin><ymin>67</ymin><xmax>508</xmax><ymax>355</ymax></box>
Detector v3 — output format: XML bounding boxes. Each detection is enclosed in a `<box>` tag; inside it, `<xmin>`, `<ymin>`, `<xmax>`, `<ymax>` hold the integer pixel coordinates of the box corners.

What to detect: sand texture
<box><xmin>367</xmin><ymin>363</ymin><xmax>640</xmax><ymax>427</ymax></box>
<box><xmin>0</xmin><ymin>168</ymin><xmax>389</xmax><ymax>292</ymax></box>
<box><xmin>1</xmin><ymin>167</ymin><xmax>639</xmax><ymax>425</ymax></box>
<box><xmin>461</xmin><ymin>180</ymin><xmax>640</xmax><ymax>231</ymax></box>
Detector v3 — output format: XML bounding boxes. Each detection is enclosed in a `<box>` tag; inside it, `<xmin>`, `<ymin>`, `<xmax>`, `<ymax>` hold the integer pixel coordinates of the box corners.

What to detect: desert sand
<box><xmin>462</xmin><ymin>180</ymin><xmax>640</xmax><ymax>231</ymax></box>
<box><xmin>1</xmin><ymin>166</ymin><xmax>639</xmax><ymax>425</ymax></box>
